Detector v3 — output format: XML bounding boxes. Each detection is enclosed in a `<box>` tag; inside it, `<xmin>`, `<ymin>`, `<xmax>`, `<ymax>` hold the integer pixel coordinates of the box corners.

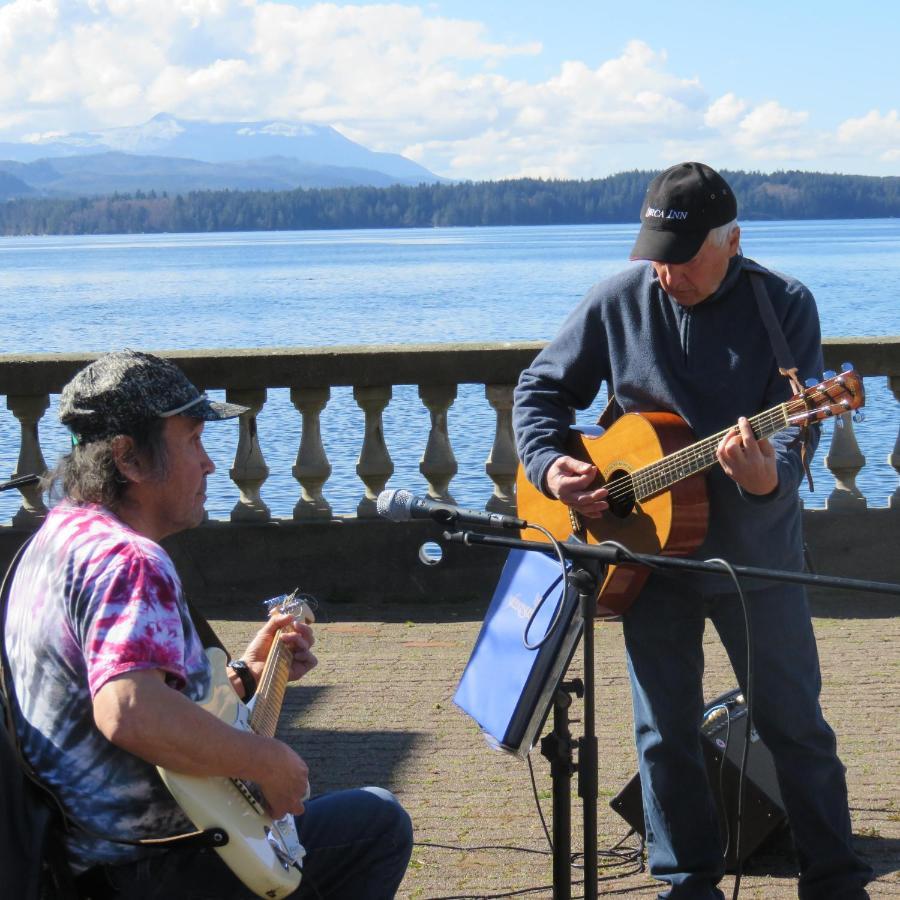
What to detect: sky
<box><xmin>1</xmin><ymin>0</ymin><xmax>898</xmax><ymax>181</ymax></box>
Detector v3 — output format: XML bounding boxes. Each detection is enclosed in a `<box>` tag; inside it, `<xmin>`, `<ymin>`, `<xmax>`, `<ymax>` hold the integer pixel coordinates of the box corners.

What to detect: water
<box><xmin>1</xmin><ymin>220</ymin><xmax>898</xmax><ymax>519</ymax></box>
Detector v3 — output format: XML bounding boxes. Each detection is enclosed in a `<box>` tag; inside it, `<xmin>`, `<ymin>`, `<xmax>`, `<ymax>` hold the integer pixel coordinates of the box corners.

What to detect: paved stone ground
<box><xmin>205</xmin><ymin>588</ymin><xmax>899</xmax><ymax>900</ymax></box>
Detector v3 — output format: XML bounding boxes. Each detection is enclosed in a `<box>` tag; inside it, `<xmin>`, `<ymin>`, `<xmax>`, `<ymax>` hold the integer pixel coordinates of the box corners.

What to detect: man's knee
<box><xmin>360</xmin><ymin>787</ymin><xmax>413</xmax><ymax>852</ymax></box>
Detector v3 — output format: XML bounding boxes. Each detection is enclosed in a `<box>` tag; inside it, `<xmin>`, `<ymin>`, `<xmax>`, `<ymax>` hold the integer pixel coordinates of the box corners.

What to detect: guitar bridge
<box><xmin>265</xmin><ymin>817</ymin><xmax>306</xmax><ymax>871</ymax></box>
<box><xmin>568</xmin><ymin>506</ymin><xmax>584</xmax><ymax>536</ymax></box>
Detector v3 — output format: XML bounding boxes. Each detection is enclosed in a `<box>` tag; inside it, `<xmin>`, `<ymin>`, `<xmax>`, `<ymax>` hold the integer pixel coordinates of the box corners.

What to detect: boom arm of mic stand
<box><xmin>442</xmin><ymin>529</ymin><xmax>900</xmax><ymax>598</ymax></box>
<box><xmin>0</xmin><ymin>473</ymin><xmax>41</xmax><ymax>492</ymax></box>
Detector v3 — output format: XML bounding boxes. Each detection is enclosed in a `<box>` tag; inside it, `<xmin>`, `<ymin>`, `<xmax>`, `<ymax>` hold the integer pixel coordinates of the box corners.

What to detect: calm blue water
<box><xmin>1</xmin><ymin>220</ymin><xmax>898</xmax><ymax>519</ymax></box>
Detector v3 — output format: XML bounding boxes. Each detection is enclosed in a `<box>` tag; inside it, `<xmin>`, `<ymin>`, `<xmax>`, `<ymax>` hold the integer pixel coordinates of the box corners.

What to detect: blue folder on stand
<box><xmin>453</xmin><ymin>548</ymin><xmax>583</xmax><ymax>758</ymax></box>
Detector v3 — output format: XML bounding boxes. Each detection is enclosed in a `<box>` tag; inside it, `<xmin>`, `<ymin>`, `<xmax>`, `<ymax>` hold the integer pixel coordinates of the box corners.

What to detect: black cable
<box><xmin>520</xmin><ymin>523</ymin><xmax>569</xmax><ymax>650</ymax></box>
<box><xmin>413</xmin><ymin>759</ymin><xmax>645</xmax><ymax>900</ymax></box>
<box><xmin>527</xmin><ymin>752</ymin><xmax>553</xmax><ymax>852</ymax></box>
<box><xmin>703</xmin><ymin>701</ymin><xmax>734</xmax><ymax>859</ymax></box>
<box><xmin>413</xmin><ymin>831</ymin><xmax>645</xmax><ymax>900</ymax></box>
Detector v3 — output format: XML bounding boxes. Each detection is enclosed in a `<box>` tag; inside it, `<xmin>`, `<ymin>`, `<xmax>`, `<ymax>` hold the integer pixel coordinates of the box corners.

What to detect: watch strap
<box><xmin>228</xmin><ymin>660</ymin><xmax>256</xmax><ymax>702</ymax></box>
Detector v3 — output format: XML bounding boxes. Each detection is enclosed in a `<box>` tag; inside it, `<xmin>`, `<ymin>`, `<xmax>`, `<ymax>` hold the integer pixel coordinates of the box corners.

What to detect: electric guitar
<box><xmin>516</xmin><ymin>367</ymin><xmax>865</xmax><ymax>616</ymax></box>
<box><xmin>158</xmin><ymin>591</ymin><xmax>316</xmax><ymax>900</ymax></box>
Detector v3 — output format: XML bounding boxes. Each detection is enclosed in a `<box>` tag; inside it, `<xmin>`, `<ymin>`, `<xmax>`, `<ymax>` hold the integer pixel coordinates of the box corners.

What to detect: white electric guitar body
<box><xmin>158</xmin><ymin>592</ymin><xmax>315</xmax><ymax>900</ymax></box>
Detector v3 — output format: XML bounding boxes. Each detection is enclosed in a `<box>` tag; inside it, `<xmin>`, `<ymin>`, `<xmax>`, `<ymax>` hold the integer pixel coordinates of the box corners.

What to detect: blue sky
<box><xmin>1</xmin><ymin>0</ymin><xmax>897</xmax><ymax>179</ymax></box>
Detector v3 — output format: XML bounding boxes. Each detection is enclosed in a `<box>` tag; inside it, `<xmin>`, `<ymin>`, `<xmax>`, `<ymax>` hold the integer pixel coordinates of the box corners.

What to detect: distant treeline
<box><xmin>1</xmin><ymin>170</ymin><xmax>898</xmax><ymax>235</ymax></box>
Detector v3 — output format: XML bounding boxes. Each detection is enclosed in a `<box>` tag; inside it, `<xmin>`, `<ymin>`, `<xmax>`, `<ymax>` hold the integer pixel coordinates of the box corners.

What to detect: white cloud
<box><xmin>0</xmin><ymin>2</ymin><xmax>893</xmax><ymax>178</ymax></box>
<box><xmin>705</xmin><ymin>93</ymin><xmax>747</xmax><ymax>130</ymax></box>
<box><xmin>837</xmin><ymin>109</ymin><xmax>900</xmax><ymax>162</ymax></box>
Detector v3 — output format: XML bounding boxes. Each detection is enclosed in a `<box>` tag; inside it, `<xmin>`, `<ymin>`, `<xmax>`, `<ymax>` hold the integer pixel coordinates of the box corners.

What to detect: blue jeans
<box><xmin>79</xmin><ymin>787</ymin><xmax>413</xmax><ymax>899</ymax></box>
<box><xmin>622</xmin><ymin>576</ymin><xmax>872</xmax><ymax>900</ymax></box>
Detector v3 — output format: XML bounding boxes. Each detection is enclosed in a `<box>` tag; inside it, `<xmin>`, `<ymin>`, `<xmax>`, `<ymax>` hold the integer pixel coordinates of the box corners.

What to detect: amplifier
<box><xmin>610</xmin><ymin>688</ymin><xmax>789</xmax><ymax>870</ymax></box>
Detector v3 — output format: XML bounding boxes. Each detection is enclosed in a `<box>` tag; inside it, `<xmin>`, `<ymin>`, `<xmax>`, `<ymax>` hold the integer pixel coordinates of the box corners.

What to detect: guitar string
<box><xmin>608</xmin><ymin>403</ymin><xmax>795</xmax><ymax>502</ymax></box>
<box><xmin>599</xmin><ymin>383</ymin><xmax>850</xmax><ymax>504</ymax></box>
<box><xmin>606</xmin><ymin>380</ymin><xmax>855</xmax><ymax>502</ymax></box>
<box><xmin>629</xmin><ymin>407</ymin><xmax>785</xmax><ymax>496</ymax></box>
<box><xmin>251</xmin><ymin>630</ymin><xmax>293</xmax><ymax>737</ymax></box>
<box><xmin>602</xmin><ymin>407</ymin><xmax>785</xmax><ymax>503</ymax></box>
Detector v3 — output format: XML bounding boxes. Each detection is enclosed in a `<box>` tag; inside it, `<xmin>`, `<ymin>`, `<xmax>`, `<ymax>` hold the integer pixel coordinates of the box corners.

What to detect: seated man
<box><xmin>3</xmin><ymin>350</ymin><xmax>412</xmax><ymax>899</ymax></box>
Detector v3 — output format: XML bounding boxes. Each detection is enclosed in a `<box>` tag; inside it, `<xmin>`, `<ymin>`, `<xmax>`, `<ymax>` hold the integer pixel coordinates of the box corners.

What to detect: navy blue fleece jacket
<box><xmin>513</xmin><ymin>254</ymin><xmax>824</xmax><ymax>587</ymax></box>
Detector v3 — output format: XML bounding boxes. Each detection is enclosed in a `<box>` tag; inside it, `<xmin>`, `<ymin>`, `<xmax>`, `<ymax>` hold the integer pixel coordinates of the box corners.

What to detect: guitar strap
<box><xmin>749</xmin><ymin>271</ymin><xmax>815</xmax><ymax>491</ymax></box>
<box><xmin>594</xmin><ymin>393</ymin><xmax>622</xmax><ymax>431</ymax></box>
<box><xmin>185</xmin><ymin>595</ymin><xmax>229</xmax><ymax>656</ymax></box>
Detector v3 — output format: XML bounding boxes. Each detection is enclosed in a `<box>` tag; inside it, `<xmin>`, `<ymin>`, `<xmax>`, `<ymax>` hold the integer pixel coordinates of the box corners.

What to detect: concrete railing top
<box><xmin>1</xmin><ymin>336</ymin><xmax>898</xmax><ymax>395</ymax></box>
<box><xmin>0</xmin><ymin>342</ymin><xmax>545</xmax><ymax>394</ymax></box>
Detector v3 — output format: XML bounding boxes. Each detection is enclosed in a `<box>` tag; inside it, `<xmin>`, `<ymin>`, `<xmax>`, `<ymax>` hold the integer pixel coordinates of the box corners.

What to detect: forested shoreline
<box><xmin>1</xmin><ymin>170</ymin><xmax>897</xmax><ymax>235</ymax></box>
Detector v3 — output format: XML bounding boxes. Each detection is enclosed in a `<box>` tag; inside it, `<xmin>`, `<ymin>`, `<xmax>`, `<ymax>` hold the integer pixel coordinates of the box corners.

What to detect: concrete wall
<box><xmin>1</xmin><ymin>509</ymin><xmax>896</xmax><ymax>613</ymax></box>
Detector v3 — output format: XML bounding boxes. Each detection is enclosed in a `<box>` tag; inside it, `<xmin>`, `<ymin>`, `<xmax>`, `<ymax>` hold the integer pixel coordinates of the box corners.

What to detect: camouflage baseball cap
<box><xmin>59</xmin><ymin>350</ymin><xmax>248</xmax><ymax>443</ymax></box>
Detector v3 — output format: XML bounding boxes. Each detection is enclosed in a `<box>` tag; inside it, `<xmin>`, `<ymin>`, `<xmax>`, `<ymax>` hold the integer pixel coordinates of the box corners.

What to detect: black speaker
<box><xmin>610</xmin><ymin>688</ymin><xmax>788</xmax><ymax>871</ymax></box>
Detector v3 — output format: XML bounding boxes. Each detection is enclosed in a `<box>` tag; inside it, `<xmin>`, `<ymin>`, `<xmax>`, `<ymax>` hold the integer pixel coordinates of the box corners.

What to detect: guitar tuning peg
<box><xmin>804</xmin><ymin>377</ymin><xmax>818</xmax><ymax>388</ymax></box>
<box><xmin>853</xmin><ymin>411</ymin><xmax>865</xmax><ymax>424</ymax></box>
<box><xmin>841</xmin><ymin>362</ymin><xmax>854</xmax><ymax>372</ymax></box>
<box><xmin>823</xmin><ymin>370</ymin><xmax>836</xmax><ymax>379</ymax></box>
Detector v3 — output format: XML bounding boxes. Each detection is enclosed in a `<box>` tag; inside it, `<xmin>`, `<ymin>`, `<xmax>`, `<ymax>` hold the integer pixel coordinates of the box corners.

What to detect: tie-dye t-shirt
<box><xmin>4</xmin><ymin>501</ymin><xmax>212</xmax><ymax>872</ymax></box>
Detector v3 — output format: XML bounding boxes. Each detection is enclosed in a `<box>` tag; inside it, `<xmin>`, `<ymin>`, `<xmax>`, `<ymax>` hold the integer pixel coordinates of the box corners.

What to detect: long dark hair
<box><xmin>48</xmin><ymin>418</ymin><xmax>169</xmax><ymax>511</ymax></box>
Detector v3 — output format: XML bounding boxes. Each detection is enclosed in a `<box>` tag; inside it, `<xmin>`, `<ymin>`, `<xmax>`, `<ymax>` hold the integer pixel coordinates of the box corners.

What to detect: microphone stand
<box><xmin>442</xmin><ymin>528</ymin><xmax>900</xmax><ymax>900</ymax></box>
<box><xmin>0</xmin><ymin>474</ymin><xmax>40</xmax><ymax>493</ymax></box>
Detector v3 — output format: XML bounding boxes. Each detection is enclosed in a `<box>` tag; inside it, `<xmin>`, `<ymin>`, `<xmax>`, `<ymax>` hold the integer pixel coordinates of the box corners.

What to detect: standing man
<box><xmin>514</xmin><ymin>163</ymin><xmax>871</xmax><ymax>899</ymax></box>
<box><xmin>4</xmin><ymin>350</ymin><xmax>412</xmax><ymax>899</ymax></box>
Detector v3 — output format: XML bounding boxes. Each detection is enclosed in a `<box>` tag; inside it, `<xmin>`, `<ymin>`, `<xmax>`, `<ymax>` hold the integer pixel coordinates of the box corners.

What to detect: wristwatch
<box><xmin>228</xmin><ymin>659</ymin><xmax>257</xmax><ymax>702</ymax></box>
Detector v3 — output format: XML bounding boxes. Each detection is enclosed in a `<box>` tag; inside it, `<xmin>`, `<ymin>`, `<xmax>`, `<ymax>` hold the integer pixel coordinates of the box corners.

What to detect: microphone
<box><xmin>376</xmin><ymin>489</ymin><xmax>527</xmax><ymax>530</ymax></box>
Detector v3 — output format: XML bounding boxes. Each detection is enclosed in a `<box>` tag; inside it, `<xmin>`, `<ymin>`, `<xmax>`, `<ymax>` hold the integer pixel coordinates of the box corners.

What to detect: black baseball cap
<box><xmin>59</xmin><ymin>350</ymin><xmax>248</xmax><ymax>443</ymax></box>
<box><xmin>630</xmin><ymin>162</ymin><xmax>737</xmax><ymax>264</ymax></box>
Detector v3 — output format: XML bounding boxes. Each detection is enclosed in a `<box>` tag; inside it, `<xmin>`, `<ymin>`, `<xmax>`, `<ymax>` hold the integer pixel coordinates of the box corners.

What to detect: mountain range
<box><xmin>0</xmin><ymin>114</ymin><xmax>443</xmax><ymax>198</ymax></box>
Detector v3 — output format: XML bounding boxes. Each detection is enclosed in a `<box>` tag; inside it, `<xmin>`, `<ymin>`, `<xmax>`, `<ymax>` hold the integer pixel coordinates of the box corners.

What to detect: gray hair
<box><xmin>707</xmin><ymin>218</ymin><xmax>739</xmax><ymax>248</ymax></box>
<box><xmin>48</xmin><ymin>417</ymin><xmax>169</xmax><ymax>511</ymax></box>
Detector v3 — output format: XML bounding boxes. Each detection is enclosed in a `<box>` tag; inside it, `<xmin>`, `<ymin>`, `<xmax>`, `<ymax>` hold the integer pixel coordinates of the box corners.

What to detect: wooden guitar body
<box><xmin>516</xmin><ymin>412</ymin><xmax>709</xmax><ymax>616</ymax></box>
<box><xmin>515</xmin><ymin>368</ymin><xmax>864</xmax><ymax>617</ymax></box>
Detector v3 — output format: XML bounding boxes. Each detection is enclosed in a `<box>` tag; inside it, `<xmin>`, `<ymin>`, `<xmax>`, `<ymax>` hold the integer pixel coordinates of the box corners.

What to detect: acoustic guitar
<box><xmin>158</xmin><ymin>591</ymin><xmax>315</xmax><ymax>900</ymax></box>
<box><xmin>516</xmin><ymin>368</ymin><xmax>865</xmax><ymax>616</ymax></box>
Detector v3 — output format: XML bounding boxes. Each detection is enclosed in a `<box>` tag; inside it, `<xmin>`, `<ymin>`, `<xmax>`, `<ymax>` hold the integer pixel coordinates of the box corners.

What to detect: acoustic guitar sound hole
<box><xmin>604</xmin><ymin>469</ymin><xmax>635</xmax><ymax>519</ymax></box>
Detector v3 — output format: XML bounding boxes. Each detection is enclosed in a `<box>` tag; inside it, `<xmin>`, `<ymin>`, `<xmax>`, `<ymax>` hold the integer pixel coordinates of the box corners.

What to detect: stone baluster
<box><xmin>823</xmin><ymin>412</ymin><xmax>866</xmax><ymax>510</ymax></box>
<box><xmin>291</xmin><ymin>386</ymin><xmax>332</xmax><ymax>519</ymax></box>
<box><xmin>227</xmin><ymin>388</ymin><xmax>270</xmax><ymax>522</ymax></box>
<box><xmin>418</xmin><ymin>385</ymin><xmax>458</xmax><ymax>502</ymax></box>
<box><xmin>6</xmin><ymin>393</ymin><xmax>50</xmax><ymax>528</ymax></box>
<box><xmin>354</xmin><ymin>385</ymin><xmax>394</xmax><ymax>517</ymax></box>
<box><xmin>888</xmin><ymin>376</ymin><xmax>900</xmax><ymax>511</ymax></box>
<box><xmin>484</xmin><ymin>385</ymin><xmax>518</xmax><ymax>514</ymax></box>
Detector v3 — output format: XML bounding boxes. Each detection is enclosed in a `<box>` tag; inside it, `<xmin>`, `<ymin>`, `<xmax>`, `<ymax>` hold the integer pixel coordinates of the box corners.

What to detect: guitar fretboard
<box><xmin>249</xmin><ymin>635</ymin><xmax>293</xmax><ymax>738</ymax></box>
<box><xmin>609</xmin><ymin>403</ymin><xmax>791</xmax><ymax>504</ymax></box>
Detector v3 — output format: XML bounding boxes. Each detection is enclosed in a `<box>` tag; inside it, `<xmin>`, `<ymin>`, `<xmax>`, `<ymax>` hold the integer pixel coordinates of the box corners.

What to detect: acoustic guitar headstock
<box><xmin>789</xmin><ymin>363</ymin><xmax>865</xmax><ymax>426</ymax></box>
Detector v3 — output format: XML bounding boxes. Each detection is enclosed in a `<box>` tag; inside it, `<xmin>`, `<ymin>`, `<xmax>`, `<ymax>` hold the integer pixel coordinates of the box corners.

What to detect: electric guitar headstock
<box><xmin>265</xmin><ymin>588</ymin><xmax>317</xmax><ymax>626</ymax></box>
<box><xmin>787</xmin><ymin>363</ymin><xmax>865</xmax><ymax>427</ymax></box>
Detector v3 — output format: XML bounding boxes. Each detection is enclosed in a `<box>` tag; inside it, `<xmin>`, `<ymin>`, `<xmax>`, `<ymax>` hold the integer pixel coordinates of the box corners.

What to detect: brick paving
<box><xmin>204</xmin><ymin>588</ymin><xmax>899</xmax><ymax>900</ymax></box>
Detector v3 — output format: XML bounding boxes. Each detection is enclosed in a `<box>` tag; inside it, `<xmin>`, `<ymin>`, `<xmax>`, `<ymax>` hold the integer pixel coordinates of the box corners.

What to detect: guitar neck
<box><xmin>249</xmin><ymin>632</ymin><xmax>292</xmax><ymax>738</ymax></box>
<box><xmin>631</xmin><ymin>402</ymin><xmax>790</xmax><ymax>501</ymax></box>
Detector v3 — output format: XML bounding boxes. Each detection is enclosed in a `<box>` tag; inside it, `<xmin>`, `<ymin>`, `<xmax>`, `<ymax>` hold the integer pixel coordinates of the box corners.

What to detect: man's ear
<box><xmin>728</xmin><ymin>225</ymin><xmax>741</xmax><ymax>256</ymax></box>
<box><xmin>111</xmin><ymin>435</ymin><xmax>146</xmax><ymax>484</ymax></box>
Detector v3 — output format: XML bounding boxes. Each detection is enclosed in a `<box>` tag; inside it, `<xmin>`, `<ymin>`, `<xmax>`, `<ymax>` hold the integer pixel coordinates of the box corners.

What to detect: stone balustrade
<box><xmin>1</xmin><ymin>338</ymin><xmax>898</xmax><ymax>604</ymax></box>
